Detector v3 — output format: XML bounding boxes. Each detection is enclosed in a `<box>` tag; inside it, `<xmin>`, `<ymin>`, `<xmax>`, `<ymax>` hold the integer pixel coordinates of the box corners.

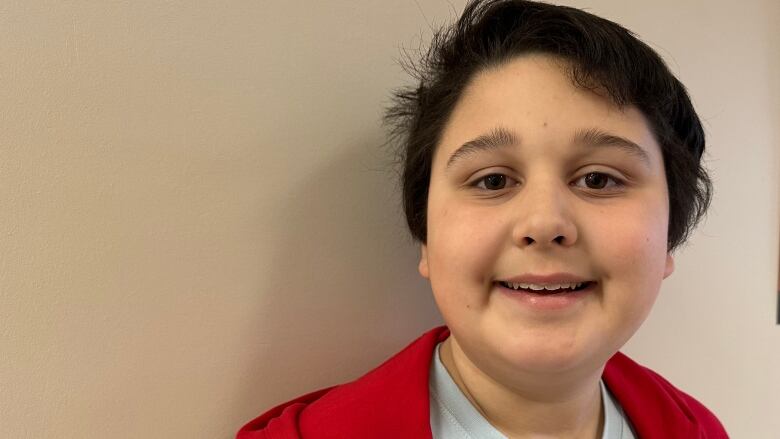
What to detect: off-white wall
<box><xmin>0</xmin><ymin>1</ymin><xmax>776</xmax><ymax>438</ymax></box>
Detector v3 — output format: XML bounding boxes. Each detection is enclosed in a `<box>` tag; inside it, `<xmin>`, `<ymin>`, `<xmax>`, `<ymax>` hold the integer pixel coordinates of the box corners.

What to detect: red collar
<box><xmin>238</xmin><ymin>326</ymin><xmax>727</xmax><ymax>438</ymax></box>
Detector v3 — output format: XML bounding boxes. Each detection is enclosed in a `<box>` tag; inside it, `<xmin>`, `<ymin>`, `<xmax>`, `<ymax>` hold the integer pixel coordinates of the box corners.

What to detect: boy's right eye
<box><xmin>474</xmin><ymin>173</ymin><xmax>517</xmax><ymax>190</ymax></box>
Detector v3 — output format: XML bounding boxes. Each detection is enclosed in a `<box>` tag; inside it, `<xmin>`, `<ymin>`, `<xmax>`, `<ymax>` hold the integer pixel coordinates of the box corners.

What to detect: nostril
<box><xmin>521</xmin><ymin>236</ymin><xmax>567</xmax><ymax>246</ymax></box>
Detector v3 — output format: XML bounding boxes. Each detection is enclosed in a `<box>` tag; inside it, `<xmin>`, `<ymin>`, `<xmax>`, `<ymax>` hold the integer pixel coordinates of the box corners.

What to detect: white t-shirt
<box><xmin>429</xmin><ymin>342</ymin><xmax>637</xmax><ymax>439</ymax></box>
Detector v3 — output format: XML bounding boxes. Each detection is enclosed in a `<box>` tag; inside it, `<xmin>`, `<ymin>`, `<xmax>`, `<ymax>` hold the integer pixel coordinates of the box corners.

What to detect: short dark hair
<box><xmin>384</xmin><ymin>0</ymin><xmax>711</xmax><ymax>252</ymax></box>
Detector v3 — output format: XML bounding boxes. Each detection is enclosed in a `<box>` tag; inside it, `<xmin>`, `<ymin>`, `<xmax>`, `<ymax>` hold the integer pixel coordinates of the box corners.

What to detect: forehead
<box><xmin>434</xmin><ymin>54</ymin><xmax>661</xmax><ymax>165</ymax></box>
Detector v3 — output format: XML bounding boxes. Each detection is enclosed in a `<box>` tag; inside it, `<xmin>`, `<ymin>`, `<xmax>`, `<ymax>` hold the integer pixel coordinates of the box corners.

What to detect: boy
<box><xmin>238</xmin><ymin>1</ymin><xmax>727</xmax><ymax>437</ymax></box>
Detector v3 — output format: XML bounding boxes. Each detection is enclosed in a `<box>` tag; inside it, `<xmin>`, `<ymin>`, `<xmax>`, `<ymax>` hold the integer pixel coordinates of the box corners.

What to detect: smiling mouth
<box><xmin>497</xmin><ymin>280</ymin><xmax>595</xmax><ymax>294</ymax></box>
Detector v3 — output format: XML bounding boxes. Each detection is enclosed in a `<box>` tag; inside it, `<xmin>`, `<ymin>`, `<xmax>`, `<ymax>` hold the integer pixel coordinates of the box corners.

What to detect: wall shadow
<box><xmin>230</xmin><ymin>134</ymin><xmax>441</xmax><ymax>431</ymax></box>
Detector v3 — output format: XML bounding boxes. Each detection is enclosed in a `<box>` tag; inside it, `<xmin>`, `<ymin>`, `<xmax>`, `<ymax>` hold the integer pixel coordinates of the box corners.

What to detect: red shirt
<box><xmin>237</xmin><ymin>326</ymin><xmax>728</xmax><ymax>438</ymax></box>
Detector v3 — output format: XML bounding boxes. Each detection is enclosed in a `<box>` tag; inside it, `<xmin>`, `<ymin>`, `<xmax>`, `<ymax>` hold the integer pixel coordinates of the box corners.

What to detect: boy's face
<box><xmin>420</xmin><ymin>55</ymin><xmax>674</xmax><ymax>379</ymax></box>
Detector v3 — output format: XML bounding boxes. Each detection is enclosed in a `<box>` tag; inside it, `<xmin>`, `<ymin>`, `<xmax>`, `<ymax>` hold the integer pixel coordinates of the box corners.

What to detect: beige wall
<box><xmin>1</xmin><ymin>1</ymin><xmax>777</xmax><ymax>437</ymax></box>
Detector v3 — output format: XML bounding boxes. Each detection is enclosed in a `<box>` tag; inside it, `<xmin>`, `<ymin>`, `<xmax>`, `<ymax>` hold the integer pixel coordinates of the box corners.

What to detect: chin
<box><xmin>495</xmin><ymin>339</ymin><xmax>605</xmax><ymax>375</ymax></box>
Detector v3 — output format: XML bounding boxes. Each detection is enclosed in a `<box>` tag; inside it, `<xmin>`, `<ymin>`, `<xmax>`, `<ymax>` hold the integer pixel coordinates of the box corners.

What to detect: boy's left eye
<box><xmin>573</xmin><ymin>172</ymin><xmax>623</xmax><ymax>190</ymax></box>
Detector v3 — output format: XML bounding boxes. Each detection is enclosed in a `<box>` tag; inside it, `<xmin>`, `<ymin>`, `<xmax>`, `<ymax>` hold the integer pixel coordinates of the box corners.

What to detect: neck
<box><xmin>440</xmin><ymin>337</ymin><xmax>605</xmax><ymax>439</ymax></box>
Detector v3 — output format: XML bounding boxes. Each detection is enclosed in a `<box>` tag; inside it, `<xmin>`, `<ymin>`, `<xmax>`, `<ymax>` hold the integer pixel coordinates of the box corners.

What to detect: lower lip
<box><xmin>496</xmin><ymin>282</ymin><xmax>595</xmax><ymax>311</ymax></box>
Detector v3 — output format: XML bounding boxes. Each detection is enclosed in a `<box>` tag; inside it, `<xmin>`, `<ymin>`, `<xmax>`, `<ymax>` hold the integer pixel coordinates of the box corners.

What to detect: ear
<box><xmin>418</xmin><ymin>244</ymin><xmax>430</xmax><ymax>279</ymax></box>
<box><xmin>663</xmin><ymin>252</ymin><xmax>675</xmax><ymax>279</ymax></box>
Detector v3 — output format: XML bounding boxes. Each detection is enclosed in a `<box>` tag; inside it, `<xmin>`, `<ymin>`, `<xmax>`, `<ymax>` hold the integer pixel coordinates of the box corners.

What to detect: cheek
<box><xmin>590</xmin><ymin>204</ymin><xmax>669</xmax><ymax>290</ymax></box>
<box><xmin>599</xmin><ymin>194</ymin><xmax>668</xmax><ymax>249</ymax></box>
<box><xmin>586</xmin><ymin>205</ymin><xmax>669</xmax><ymax>340</ymax></box>
<box><xmin>615</xmin><ymin>222</ymin><xmax>666</xmax><ymax>262</ymax></box>
<box><xmin>426</xmin><ymin>202</ymin><xmax>506</xmax><ymax>286</ymax></box>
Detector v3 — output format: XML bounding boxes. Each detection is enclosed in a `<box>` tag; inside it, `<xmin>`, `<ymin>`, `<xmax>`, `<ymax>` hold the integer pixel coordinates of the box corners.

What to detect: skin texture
<box><xmin>419</xmin><ymin>54</ymin><xmax>675</xmax><ymax>438</ymax></box>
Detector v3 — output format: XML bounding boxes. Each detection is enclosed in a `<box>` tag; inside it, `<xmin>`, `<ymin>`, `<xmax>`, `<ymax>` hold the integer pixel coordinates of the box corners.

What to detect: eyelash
<box><xmin>470</xmin><ymin>172</ymin><xmax>625</xmax><ymax>192</ymax></box>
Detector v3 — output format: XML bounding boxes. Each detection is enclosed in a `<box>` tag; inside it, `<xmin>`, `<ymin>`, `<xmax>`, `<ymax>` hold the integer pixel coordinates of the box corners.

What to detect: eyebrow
<box><xmin>445</xmin><ymin>126</ymin><xmax>651</xmax><ymax>170</ymax></box>
<box><xmin>445</xmin><ymin>126</ymin><xmax>518</xmax><ymax>169</ymax></box>
<box><xmin>572</xmin><ymin>127</ymin><xmax>651</xmax><ymax>166</ymax></box>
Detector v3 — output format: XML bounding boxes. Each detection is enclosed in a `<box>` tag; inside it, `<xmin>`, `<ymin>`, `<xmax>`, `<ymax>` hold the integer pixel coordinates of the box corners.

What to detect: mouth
<box><xmin>496</xmin><ymin>280</ymin><xmax>596</xmax><ymax>295</ymax></box>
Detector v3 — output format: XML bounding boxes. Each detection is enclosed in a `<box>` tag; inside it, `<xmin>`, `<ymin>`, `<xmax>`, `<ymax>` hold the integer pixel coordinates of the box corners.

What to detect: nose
<box><xmin>511</xmin><ymin>181</ymin><xmax>578</xmax><ymax>249</ymax></box>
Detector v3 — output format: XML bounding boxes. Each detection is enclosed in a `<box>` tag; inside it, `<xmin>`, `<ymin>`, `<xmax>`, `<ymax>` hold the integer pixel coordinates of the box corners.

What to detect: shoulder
<box><xmin>236</xmin><ymin>387</ymin><xmax>333</xmax><ymax>438</ymax></box>
<box><xmin>236</xmin><ymin>327</ymin><xmax>450</xmax><ymax>439</ymax></box>
<box><xmin>604</xmin><ymin>352</ymin><xmax>729</xmax><ymax>438</ymax></box>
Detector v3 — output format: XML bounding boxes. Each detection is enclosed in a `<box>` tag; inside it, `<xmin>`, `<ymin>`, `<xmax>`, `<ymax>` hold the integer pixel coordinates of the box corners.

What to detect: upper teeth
<box><xmin>504</xmin><ymin>282</ymin><xmax>584</xmax><ymax>290</ymax></box>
